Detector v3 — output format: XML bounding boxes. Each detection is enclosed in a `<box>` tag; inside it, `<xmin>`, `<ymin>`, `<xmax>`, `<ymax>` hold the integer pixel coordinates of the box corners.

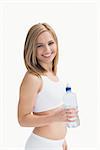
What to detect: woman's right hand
<box><xmin>52</xmin><ymin>107</ymin><xmax>78</xmax><ymax>122</ymax></box>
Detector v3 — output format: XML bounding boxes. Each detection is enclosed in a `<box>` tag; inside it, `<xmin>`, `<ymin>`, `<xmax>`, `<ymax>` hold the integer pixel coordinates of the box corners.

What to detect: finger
<box><xmin>66</xmin><ymin>109</ymin><xmax>79</xmax><ymax>114</ymax></box>
<box><xmin>67</xmin><ymin>115</ymin><xmax>77</xmax><ymax>118</ymax></box>
<box><xmin>67</xmin><ymin>119</ymin><xmax>77</xmax><ymax>122</ymax></box>
<box><xmin>65</xmin><ymin>108</ymin><xmax>76</xmax><ymax>111</ymax></box>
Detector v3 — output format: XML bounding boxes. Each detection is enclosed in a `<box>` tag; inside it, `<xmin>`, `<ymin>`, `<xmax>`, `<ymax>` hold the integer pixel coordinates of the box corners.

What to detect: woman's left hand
<box><xmin>62</xmin><ymin>139</ymin><xmax>67</xmax><ymax>150</ymax></box>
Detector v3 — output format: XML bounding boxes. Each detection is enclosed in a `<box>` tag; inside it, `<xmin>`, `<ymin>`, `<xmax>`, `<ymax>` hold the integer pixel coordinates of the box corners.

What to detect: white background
<box><xmin>0</xmin><ymin>0</ymin><xmax>99</xmax><ymax>150</ymax></box>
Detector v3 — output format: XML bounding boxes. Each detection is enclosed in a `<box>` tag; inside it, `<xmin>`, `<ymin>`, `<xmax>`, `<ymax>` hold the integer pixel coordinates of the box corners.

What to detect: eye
<box><xmin>48</xmin><ymin>42</ymin><xmax>54</xmax><ymax>45</ymax></box>
<box><xmin>37</xmin><ymin>45</ymin><xmax>43</xmax><ymax>48</ymax></box>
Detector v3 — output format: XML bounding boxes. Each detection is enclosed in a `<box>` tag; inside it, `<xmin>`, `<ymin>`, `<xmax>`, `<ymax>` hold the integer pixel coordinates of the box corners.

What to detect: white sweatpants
<box><xmin>25</xmin><ymin>132</ymin><xmax>64</xmax><ymax>150</ymax></box>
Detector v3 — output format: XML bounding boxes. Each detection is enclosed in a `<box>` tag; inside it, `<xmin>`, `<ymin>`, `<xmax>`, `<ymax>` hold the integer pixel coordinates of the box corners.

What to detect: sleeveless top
<box><xmin>33</xmin><ymin>75</ymin><xmax>65</xmax><ymax>112</ymax></box>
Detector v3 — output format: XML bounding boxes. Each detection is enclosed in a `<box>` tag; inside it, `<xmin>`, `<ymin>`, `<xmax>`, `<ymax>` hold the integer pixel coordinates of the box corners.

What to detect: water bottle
<box><xmin>63</xmin><ymin>84</ymin><xmax>80</xmax><ymax>128</ymax></box>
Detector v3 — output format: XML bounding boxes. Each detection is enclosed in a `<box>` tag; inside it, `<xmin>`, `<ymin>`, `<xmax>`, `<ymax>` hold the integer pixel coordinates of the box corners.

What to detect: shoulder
<box><xmin>20</xmin><ymin>71</ymin><xmax>42</xmax><ymax>94</ymax></box>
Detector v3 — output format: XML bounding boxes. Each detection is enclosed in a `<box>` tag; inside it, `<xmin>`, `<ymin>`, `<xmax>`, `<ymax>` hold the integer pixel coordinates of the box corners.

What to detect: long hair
<box><xmin>24</xmin><ymin>23</ymin><xmax>59</xmax><ymax>77</ymax></box>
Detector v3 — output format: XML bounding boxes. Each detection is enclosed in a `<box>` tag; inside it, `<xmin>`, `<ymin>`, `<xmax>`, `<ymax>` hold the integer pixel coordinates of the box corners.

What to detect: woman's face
<box><xmin>35</xmin><ymin>31</ymin><xmax>57</xmax><ymax>65</ymax></box>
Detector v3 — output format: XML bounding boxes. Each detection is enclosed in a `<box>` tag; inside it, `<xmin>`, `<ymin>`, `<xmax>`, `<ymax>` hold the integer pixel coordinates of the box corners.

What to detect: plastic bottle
<box><xmin>63</xmin><ymin>84</ymin><xmax>80</xmax><ymax>128</ymax></box>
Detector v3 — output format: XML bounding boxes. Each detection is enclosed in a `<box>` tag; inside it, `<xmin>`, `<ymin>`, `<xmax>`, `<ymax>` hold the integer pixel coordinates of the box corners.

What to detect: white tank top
<box><xmin>33</xmin><ymin>75</ymin><xmax>65</xmax><ymax>112</ymax></box>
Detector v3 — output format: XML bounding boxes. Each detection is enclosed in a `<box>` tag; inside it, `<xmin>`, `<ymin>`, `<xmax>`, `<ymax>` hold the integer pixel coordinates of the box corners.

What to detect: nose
<box><xmin>44</xmin><ymin>45</ymin><xmax>52</xmax><ymax>54</ymax></box>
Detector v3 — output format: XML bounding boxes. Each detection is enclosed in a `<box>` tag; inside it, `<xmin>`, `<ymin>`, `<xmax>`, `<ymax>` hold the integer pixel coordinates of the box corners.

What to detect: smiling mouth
<box><xmin>42</xmin><ymin>52</ymin><xmax>53</xmax><ymax>58</ymax></box>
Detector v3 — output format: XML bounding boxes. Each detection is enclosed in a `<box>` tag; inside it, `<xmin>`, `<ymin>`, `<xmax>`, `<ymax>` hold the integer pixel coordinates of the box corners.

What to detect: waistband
<box><xmin>32</xmin><ymin>132</ymin><xmax>64</xmax><ymax>145</ymax></box>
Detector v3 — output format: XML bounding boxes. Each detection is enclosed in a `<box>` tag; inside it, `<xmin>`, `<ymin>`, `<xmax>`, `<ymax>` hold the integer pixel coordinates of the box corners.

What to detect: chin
<box><xmin>43</xmin><ymin>60</ymin><xmax>53</xmax><ymax>64</ymax></box>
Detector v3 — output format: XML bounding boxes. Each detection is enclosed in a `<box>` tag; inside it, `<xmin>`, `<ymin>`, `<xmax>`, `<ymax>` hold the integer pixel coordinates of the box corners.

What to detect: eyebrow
<box><xmin>35</xmin><ymin>43</ymin><xmax>43</xmax><ymax>45</ymax></box>
<box><xmin>36</xmin><ymin>40</ymin><xmax>54</xmax><ymax>45</ymax></box>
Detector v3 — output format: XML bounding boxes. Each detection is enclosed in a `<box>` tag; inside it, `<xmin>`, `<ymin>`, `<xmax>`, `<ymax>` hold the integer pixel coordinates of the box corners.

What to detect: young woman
<box><xmin>18</xmin><ymin>23</ymin><xmax>77</xmax><ymax>150</ymax></box>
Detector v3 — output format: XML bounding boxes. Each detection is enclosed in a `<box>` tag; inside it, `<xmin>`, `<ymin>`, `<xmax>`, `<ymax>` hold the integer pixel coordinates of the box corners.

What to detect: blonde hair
<box><xmin>24</xmin><ymin>23</ymin><xmax>59</xmax><ymax>77</ymax></box>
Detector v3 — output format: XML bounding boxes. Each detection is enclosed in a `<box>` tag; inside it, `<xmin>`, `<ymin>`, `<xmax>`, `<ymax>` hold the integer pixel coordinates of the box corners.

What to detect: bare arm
<box><xmin>18</xmin><ymin>111</ymin><xmax>55</xmax><ymax>127</ymax></box>
<box><xmin>17</xmin><ymin>72</ymin><xmax>54</xmax><ymax>127</ymax></box>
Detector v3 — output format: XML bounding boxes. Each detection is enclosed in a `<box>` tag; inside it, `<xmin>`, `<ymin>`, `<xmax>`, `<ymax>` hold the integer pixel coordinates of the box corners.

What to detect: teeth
<box><xmin>43</xmin><ymin>54</ymin><xmax>51</xmax><ymax>57</ymax></box>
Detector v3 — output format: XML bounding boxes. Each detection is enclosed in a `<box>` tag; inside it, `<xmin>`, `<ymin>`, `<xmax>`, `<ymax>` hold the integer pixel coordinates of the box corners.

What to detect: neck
<box><xmin>41</xmin><ymin>62</ymin><xmax>52</xmax><ymax>72</ymax></box>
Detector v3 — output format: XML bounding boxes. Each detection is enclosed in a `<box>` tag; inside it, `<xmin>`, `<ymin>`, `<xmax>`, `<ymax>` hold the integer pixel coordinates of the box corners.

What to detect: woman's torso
<box><xmin>33</xmin><ymin>75</ymin><xmax>67</xmax><ymax>140</ymax></box>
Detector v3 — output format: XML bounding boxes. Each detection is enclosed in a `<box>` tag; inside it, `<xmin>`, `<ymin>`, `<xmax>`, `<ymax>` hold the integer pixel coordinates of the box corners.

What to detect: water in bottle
<box><xmin>63</xmin><ymin>84</ymin><xmax>80</xmax><ymax>128</ymax></box>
